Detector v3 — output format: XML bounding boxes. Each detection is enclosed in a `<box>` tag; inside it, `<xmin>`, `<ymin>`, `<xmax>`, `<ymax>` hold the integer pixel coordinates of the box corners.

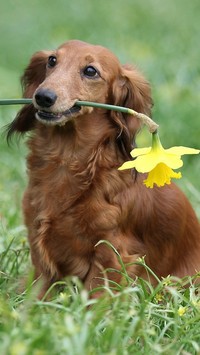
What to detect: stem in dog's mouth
<box><xmin>76</xmin><ymin>101</ymin><xmax>159</xmax><ymax>133</ymax></box>
<box><xmin>0</xmin><ymin>98</ymin><xmax>159</xmax><ymax>133</ymax></box>
<box><xmin>2</xmin><ymin>98</ymin><xmax>199</xmax><ymax>188</ymax></box>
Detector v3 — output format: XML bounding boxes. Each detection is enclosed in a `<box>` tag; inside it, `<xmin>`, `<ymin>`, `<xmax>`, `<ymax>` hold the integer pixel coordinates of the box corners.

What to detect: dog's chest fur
<box><xmin>23</xmin><ymin>127</ymin><xmax>126</xmax><ymax>280</ymax></box>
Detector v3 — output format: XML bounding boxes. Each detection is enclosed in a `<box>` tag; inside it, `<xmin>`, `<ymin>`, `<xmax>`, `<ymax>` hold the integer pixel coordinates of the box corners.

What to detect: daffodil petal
<box><xmin>166</xmin><ymin>146</ymin><xmax>200</xmax><ymax>155</ymax></box>
<box><xmin>159</xmin><ymin>153</ymin><xmax>183</xmax><ymax>169</ymax></box>
<box><xmin>131</xmin><ymin>152</ymin><xmax>181</xmax><ymax>172</ymax></box>
<box><xmin>118</xmin><ymin>160</ymin><xmax>137</xmax><ymax>170</ymax></box>
<box><xmin>131</xmin><ymin>151</ymin><xmax>183</xmax><ymax>173</ymax></box>
<box><xmin>131</xmin><ymin>154</ymin><xmax>158</xmax><ymax>172</ymax></box>
<box><xmin>130</xmin><ymin>147</ymin><xmax>151</xmax><ymax>158</ymax></box>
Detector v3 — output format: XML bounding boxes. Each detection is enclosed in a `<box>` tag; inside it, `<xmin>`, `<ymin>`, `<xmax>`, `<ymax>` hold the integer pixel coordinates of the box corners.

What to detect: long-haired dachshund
<box><xmin>7</xmin><ymin>40</ymin><xmax>200</xmax><ymax>298</ymax></box>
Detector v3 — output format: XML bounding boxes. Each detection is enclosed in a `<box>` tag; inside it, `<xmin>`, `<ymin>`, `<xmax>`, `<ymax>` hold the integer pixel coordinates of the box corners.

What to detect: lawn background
<box><xmin>0</xmin><ymin>0</ymin><xmax>200</xmax><ymax>354</ymax></box>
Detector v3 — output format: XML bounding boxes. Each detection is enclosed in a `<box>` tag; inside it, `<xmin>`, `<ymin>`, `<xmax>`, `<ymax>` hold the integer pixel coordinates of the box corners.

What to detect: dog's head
<box><xmin>7</xmin><ymin>40</ymin><xmax>152</xmax><ymax>154</ymax></box>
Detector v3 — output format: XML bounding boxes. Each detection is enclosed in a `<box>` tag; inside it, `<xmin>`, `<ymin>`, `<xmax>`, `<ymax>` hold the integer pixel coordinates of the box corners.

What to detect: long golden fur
<box><xmin>7</xmin><ymin>40</ymin><xmax>200</xmax><ymax>297</ymax></box>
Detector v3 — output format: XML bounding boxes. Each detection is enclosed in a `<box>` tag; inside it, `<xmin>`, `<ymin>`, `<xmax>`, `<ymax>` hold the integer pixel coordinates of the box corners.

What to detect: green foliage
<box><xmin>0</xmin><ymin>1</ymin><xmax>200</xmax><ymax>354</ymax></box>
<box><xmin>0</xmin><ymin>241</ymin><xmax>200</xmax><ymax>355</ymax></box>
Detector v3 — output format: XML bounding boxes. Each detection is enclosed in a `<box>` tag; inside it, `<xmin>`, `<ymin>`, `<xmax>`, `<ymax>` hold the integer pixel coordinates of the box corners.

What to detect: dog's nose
<box><xmin>35</xmin><ymin>89</ymin><xmax>57</xmax><ymax>108</ymax></box>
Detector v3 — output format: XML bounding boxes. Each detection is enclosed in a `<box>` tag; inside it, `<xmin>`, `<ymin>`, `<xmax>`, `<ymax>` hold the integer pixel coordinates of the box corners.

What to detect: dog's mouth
<box><xmin>36</xmin><ymin>105</ymin><xmax>81</xmax><ymax>124</ymax></box>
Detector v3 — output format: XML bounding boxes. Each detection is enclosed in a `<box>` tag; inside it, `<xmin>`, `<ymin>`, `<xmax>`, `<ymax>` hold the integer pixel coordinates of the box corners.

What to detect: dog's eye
<box><xmin>83</xmin><ymin>66</ymin><xmax>99</xmax><ymax>78</ymax></box>
<box><xmin>47</xmin><ymin>56</ymin><xmax>57</xmax><ymax>68</ymax></box>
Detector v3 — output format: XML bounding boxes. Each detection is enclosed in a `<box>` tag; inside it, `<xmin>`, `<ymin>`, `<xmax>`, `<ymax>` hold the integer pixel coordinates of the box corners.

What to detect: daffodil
<box><xmin>119</xmin><ymin>131</ymin><xmax>199</xmax><ymax>188</ymax></box>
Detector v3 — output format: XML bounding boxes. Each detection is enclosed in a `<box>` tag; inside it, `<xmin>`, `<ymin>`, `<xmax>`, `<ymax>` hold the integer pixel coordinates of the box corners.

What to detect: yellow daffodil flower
<box><xmin>119</xmin><ymin>131</ymin><xmax>199</xmax><ymax>188</ymax></box>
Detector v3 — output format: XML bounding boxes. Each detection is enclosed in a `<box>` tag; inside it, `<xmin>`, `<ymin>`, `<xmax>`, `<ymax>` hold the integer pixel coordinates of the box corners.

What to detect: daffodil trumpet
<box><xmin>119</xmin><ymin>131</ymin><xmax>200</xmax><ymax>188</ymax></box>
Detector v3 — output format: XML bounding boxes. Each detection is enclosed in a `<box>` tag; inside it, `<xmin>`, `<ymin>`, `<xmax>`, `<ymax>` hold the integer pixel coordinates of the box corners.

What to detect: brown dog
<box><xmin>7</xmin><ymin>40</ymin><xmax>200</xmax><ymax>297</ymax></box>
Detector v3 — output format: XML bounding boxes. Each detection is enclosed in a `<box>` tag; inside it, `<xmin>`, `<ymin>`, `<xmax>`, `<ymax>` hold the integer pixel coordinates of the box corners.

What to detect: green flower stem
<box><xmin>0</xmin><ymin>98</ymin><xmax>159</xmax><ymax>133</ymax></box>
<box><xmin>77</xmin><ymin>101</ymin><xmax>159</xmax><ymax>133</ymax></box>
<box><xmin>0</xmin><ymin>99</ymin><xmax>32</xmax><ymax>105</ymax></box>
<box><xmin>152</xmin><ymin>131</ymin><xmax>164</xmax><ymax>151</ymax></box>
<box><xmin>76</xmin><ymin>100</ymin><xmax>130</xmax><ymax>114</ymax></box>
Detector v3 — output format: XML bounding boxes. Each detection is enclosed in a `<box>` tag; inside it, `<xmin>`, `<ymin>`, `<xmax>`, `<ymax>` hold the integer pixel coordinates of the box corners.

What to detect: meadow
<box><xmin>0</xmin><ymin>0</ymin><xmax>200</xmax><ymax>354</ymax></box>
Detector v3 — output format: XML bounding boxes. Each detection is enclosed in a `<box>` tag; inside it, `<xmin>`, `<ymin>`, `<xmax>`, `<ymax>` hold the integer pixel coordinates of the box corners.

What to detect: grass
<box><xmin>1</xmin><ymin>241</ymin><xmax>200</xmax><ymax>355</ymax></box>
<box><xmin>0</xmin><ymin>0</ymin><xmax>200</xmax><ymax>354</ymax></box>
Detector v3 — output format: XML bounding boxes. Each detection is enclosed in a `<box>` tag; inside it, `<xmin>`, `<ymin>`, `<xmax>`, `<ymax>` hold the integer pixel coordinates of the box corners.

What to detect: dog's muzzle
<box><xmin>34</xmin><ymin>88</ymin><xmax>81</xmax><ymax>123</ymax></box>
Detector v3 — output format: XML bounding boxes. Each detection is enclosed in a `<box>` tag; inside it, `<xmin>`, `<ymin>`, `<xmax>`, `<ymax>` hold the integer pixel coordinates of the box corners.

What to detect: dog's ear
<box><xmin>111</xmin><ymin>64</ymin><xmax>153</xmax><ymax>157</ymax></box>
<box><xmin>22</xmin><ymin>50</ymin><xmax>50</xmax><ymax>98</ymax></box>
<box><xmin>6</xmin><ymin>51</ymin><xmax>49</xmax><ymax>142</ymax></box>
